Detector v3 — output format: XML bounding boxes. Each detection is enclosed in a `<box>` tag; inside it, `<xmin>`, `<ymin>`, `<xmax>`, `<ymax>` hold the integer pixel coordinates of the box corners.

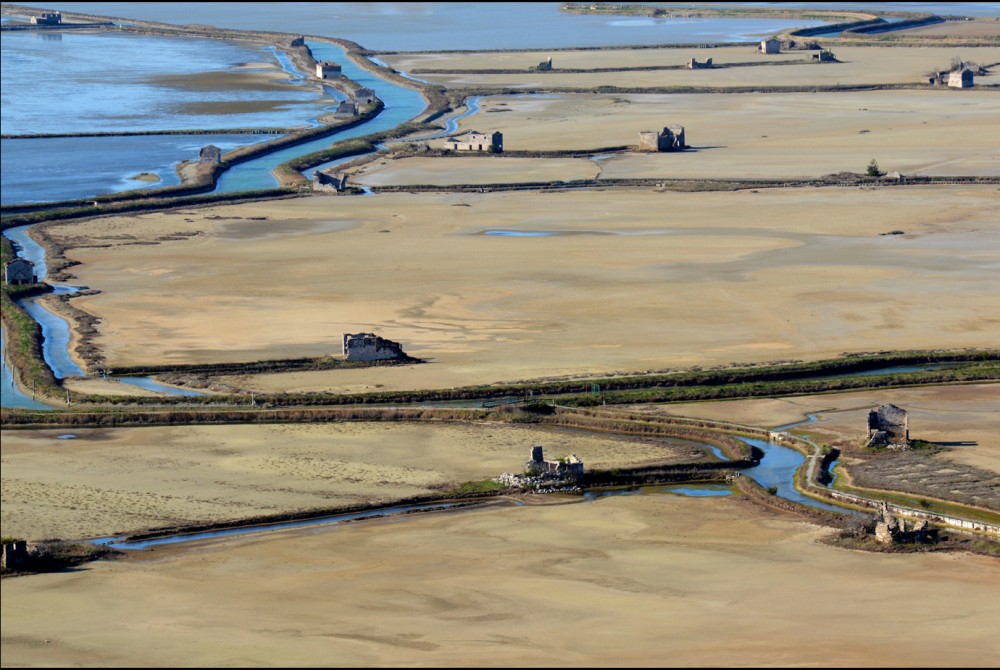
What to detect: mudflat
<box><xmin>388</xmin><ymin>90</ymin><xmax>1000</xmax><ymax>178</ymax></box>
<box><xmin>648</xmin><ymin>383</ymin><xmax>1000</xmax><ymax>475</ymax></box>
<box><xmin>42</xmin><ymin>186</ymin><xmax>1000</xmax><ymax>393</ymax></box>
<box><xmin>2</xmin><ymin>494</ymin><xmax>998</xmax><ymax>667</ymax></box>
<box><xmin>381</xmin><ymin>45</ymin><xmax>1000</xmax><ymax>89</ymax></box>
<box><xmin>0</xmin><ymin>422</ymin><xmax>704</xmax><ymax>540</ymax></box>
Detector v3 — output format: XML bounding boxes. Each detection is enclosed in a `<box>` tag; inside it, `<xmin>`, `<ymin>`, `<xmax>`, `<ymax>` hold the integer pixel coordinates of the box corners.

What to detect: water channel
<box><xmin>3</xmin><ymin>5</ymin><xmax>964</xmax><ymax>545</ymax></box>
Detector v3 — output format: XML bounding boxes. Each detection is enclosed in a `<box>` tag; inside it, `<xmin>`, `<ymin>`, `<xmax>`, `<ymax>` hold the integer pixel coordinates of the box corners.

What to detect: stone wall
<box><xmin>342</xmin><ymin>332</ymin><xmax>408</xmax><ymax>361</ymax></box>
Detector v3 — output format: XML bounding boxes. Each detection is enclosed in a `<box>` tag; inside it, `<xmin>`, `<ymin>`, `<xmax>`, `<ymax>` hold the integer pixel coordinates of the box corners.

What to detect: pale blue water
<box><xmin>90</xmin><ymin>500</ymin><xmax>505</xmax><ymax>550</ymax></box>
<box><xmin>215</xmin><ymin>40</ymin><xmax>427</xmax><ymax>192</ymax></box>
<box><xmin>17</xmin><ymin>291</ymin><xmax>85</xmax><ymax>380</ymax></box>
<box><xmin>738</xmin><ymin>437</ymin><xmax>850</xmax><ymax>514</ymax></box>
<box><xmin>0</xmin><ymin>30</ymin><xmax>328</xmax><ymax>135</ymax></box>
<box><xmin>115</xmin><ymin>376</ymin><xmax>209</xmax><ymax>397</ymax></box>
<box><xmin>0</xmin><ymin>328</ymin><xmax>54</xmax><ymax>409</ymax></box>
<box><xmin>1</xmin><ymin>133</ymin><xmax>281</xmax><ymax>205</ymax></box>
<box><xmin>11</xmin><ymin>3</ymin><xmax>833</xmax><ymax>51</ymax></box>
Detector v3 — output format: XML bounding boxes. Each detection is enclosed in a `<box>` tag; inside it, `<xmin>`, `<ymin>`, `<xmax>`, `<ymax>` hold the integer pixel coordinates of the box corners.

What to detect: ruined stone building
<box><xmin>949</xmin><ymin>68</ymin><xmax>974</xmax><ymax>88</ymax></box>
<box><xmin>873</xmin><ymin>502</ymin><xmax>934</xmax><ymax>544</ymax></box>
<box><xmin>1</xmin><ymin>541</ymin><xmax>29</xmax><ymax>571</ymax></box>
<box><xmin>4</xmin><ymin>258</ymin><xmax>37</xmax><ymax>285</ymax></box>
<box><xmin>31</xmin><ymin>12</ymin><xmax>61</xmax><ymax>25</ymax></box>
<box><xmin>289</xmin><ymin>36</ymin><xmax>306</xmax><ymax>47</ymax></box>
<box><xmin>533</xmin><ymin>57</ymin><xmax>553</xmax><ymax>71</ymax></box>
<box><xmin>760</xmin><ymin>38</ymin><xmax>781</xmax><ymax>54</ymax></box>
<box><xmin>638</xmin><ymin>125</ymin><xmax>686</xmax><ymax>152</ymax></box>
<box><xmin>867</xmin><ymin>403</ymin><xmax>909</xmax><ymax>447</ymax></box>
<box><xmin>313</xmin><ymin>170</ymin><xmax>348</xmax><ymax>193</ymax></box>
<box><xmin>525</xmin><ymin>446</ymin><xmax>585</xmax><ymax>480</ymax></box>
<box><xmin>199</xmin><ymin>144</ymin><xmax>222</xmax><ymax>165</ymax></box>
<box><xmin>688</xmin><ymin>57</ymin><xmax>713</xmax><ymax>69</ymax></box>
<box><xmin>811</xmin><ymin>50</ymin><xmax>837</xmax><ymax>62</ymax></box>
<box><xmin>355</xmin><ymin>87</ymin><xmax>377</xmax><ymax>104</ymax></box>
<box><xmin>444</xmin><ymin>130</ymin><xmax>503</xmax><ymax>153</ymax></box>
<box><xmin>342</xmin><ymin>333</ymin><xmax>408</xmax><ymax>361</ymax></box>
<box><xmin>334</xmin><ymin>99</ymin><xmax>358</xmax><ymax>117</ymax></box>
<box><xmin>316</xmin><ymin>61</ymin><xmax>342</xmax><ymax>79</ymax></box>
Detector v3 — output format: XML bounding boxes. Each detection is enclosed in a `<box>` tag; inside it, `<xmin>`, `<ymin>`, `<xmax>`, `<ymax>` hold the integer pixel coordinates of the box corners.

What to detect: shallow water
<box><xmin>1</xmin><ymin>133</ymin><xmax>281</xmax><ymax>205</ymax></box>
<box><xmin>1</xmin><ymin>30</ymin><xmax>326</xmax><ymax>135</ymax></box>
<box><xmin>115</xmin><ymin>376</ymin><xmax>209</xmax><ymax>397</ymax></box>
<box><xmin>11</xmin><ymin>3</ymin><xmax>834</xmax><ymax>51</ymax></box>
<box><xmin>1</xmin><ymin>328</ymin><xmax>54</xmax><ymax>409</ymax></box>
<box><xmin>215</xmin><ymin>40</ymin><xmax>427</xmax><ymax>192</ymax></box>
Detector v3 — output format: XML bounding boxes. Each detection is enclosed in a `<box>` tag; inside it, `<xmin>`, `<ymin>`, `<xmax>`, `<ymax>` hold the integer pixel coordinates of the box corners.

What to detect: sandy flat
<box><xmin>383</xmin><ymin>46</ymin><xmax>1000</xmax><ymax>89</ymax></box>
<box><xmin>0</xmin><ymin>421</ymin><xmax>702</xmax><ymax>540</ymax></box>
<box><xmin>648</xmin><ymin>383</ymin><xmax>1000</xmax><ymax>475</ymax></box>
<box><xmin>403</xmin><ymin>90</ymin><xmax>1000</xmax><ymax>178</ymax></box>
<box><xmin>2</xmin><ymin>494</ymin><xmax>998</xmax><ymax>667</ymax></box>
<box><xmin>355</xmin><ymin>155</ymin><xmax>600</xmax><ymax>185</ymax></box>
<box><xmin>42</xmin><ymin>186</ymin><xmax>1000</xmax><ymax>393</ymax></box>
<box><xmin>893</xmin><ymin>18</ymin><xmax>1000</xmax><ymax>39</ymax></box>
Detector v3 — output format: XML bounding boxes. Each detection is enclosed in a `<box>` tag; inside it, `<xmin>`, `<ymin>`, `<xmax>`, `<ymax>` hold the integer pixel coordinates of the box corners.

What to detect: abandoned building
<box><xmin>342</xmin><ymin>332</ymin><xmax>408</xmax><ymax>361</ymax></box>
<box><xmin>313</xmin><ymin>170</ymin><xmax>348</xmax><ymax>193</ymax></box>
<box><xmin>316</xmin><ymin>61</ymin><xmax>342</xmax><ymax>79</ymax></box>
<box><xmin>444</xmin><ymin>130</ymin><xmax>503</xmax><ymax>153</ymax></box>
<box><xmin>532</xmin><ymin>57</ymin><xmax>553</xmax><ymax>71</ymax></box>
<box><xmin>760</xmin><ymin>38</ymin><xmax>781</xmax><ymax>54</ymax></box>
<box><xmin>31</xmin><ymin>12</ymin><xmax>61</xmax><ymax>24</ymax></box>
<box><xmin>199</xmin><ymin>144</ymin><xmax>222</xmax><ymax>165</ymax></box>
<box><xmin>638</xmin><ymin>125</ymin><xmax>686</xmax><ymax>152</ymax></box>
<box><xmin>688</xmin><ymin>57</ymin><xmax>713</xmax><ymax>69</ymax></box>
<box><xmin>949</xmin><ymin>68</ymin><xmax>974</xmax><ymax>88</ymax></box>
<box><xmin>334</xmin><ymin>99</ymin><xmax>358</xmax><ymax>117</ymax></box>
<box><xmin>1</xmin><ymin>541</ymin><xmax>29</xmax><ymax>571</ymax></box>
<box><xmin>811</xmin><ymin>50</ymin><xmax>837</xmax><ymax>63</ymax></box>
<box><xmin>289</xmin><ymin>35</ymin><xmax>306</xmax><ymax>47</ymax></box>
<box><xmin>872</xmin><ymin>502</ymin><xmax>935</xmax><ymax>545</ymax></box>
<box><xmin>4</xmin><ymin>258</ymin><xmax>37</xmax><ymax>285</ymax></box>
<box><xmin>867</xmin><ymin>403</ymin><xmax>909</xmax><ymax>447</ymax></box>
<box><xmin>355</xmin><ymin>87</ymin><xmax>376</xmax><ymax>104</ymax></box>
<box><xmin>525</xmin><ymin>446</ymin><xmax>585</xmax><ymax>480</ymax></box>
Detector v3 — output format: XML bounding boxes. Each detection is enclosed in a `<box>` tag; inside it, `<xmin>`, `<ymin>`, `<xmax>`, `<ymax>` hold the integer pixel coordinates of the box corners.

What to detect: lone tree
<box><xmin>866</xmin><ymin>158</ymin><xmax>882</xmax><ymax>177</ymax></box>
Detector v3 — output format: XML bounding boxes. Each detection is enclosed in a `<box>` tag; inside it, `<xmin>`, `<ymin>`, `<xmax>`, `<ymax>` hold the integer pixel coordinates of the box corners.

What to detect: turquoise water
<box><xmin>215</xmin><ymin>40</ymin><xmax>428</xmax><ymax>192</ymax></box>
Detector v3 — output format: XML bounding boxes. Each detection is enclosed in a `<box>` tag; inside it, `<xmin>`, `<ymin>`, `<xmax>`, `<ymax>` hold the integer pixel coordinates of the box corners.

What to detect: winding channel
<box><xmin>0</xmin><ymin>34</ymin><xmax>954</xmax><ymax>545</ymax></box>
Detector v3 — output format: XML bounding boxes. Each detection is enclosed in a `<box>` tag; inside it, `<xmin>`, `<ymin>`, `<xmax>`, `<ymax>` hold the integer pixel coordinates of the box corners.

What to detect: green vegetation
<box><xmin>866</xmin><ymin>158</ymin><xmax>883</xmax><ymax>177</ymax></box>
<box><xmin>446</xmin><ymin>479</ymin><xmax>508</xmax><ymax>495</ymax></box>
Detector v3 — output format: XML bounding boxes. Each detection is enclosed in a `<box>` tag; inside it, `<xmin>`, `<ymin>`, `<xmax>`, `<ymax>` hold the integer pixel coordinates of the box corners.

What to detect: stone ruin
<box><xmin>444</xmin><ymin>130</ymin><xmax>504</xmax><ymax>153</ymax></box>
<box><xmin>342</xmin><ymin>332</ymin><xmax>409</xmax><ymax>362</ymax></box>
<box><xmin>759</xmin><ymin>38</ymin><xmax>781</xmax><ymax>54</ymax></box>
<box><xmin>810</xmin><ymin>50</ymin><xmax>837</xmax><ymax>63</ymax></box>
<box><xmin>334</xmin><ymin>99</ymin><xmax>358</xmax><ymax>117</ymax></box>
<box><xmin>313</xmin><ymin>170</ymin><xmax>348</xmax><ymax>193</ymax></box>
<box><xmin>532</xmin><ymin>57</ymin><xmax>553</xmax><ymax>71</ymax></box>
<box><xmin>1</xmin><ymin>541</ymin><xmax>29</xmax><ymax>571</ymax></box>
<box><xmin>525</xmin><ymin>445</ymin><xmax>584</xmax><ymax>480</ymax></box>
<box><xmin>355</xmin><ymin>87</ymin><xmax>377</xmax><ymax>105</ymax></box>
<box><xmin>638</xmin><ymin>125</ymin><xmax>686</xmax><ymax>152</ymax></box>
<box><xmin>4</xmin><ymin>258</ymin><xmax>37</xmax><ymax>285</ymax></box>
<box><xmin>289</xmin><ymin>36</ymin><xmax>306</xmax><ymax>47</ymax></box>
<box><xmin>867</xmin><ymin>403</ymin><xmax>909</xmax><ymax>448</ymax></box>
<box><xmin>688</xmin><ymin>57</ymin><xmax>713</xmax><ymax>69</ymax></box>
<box><xmin>199</xmin><ymin>144</ymin><xmax>222</xmax><ymax>165</ymax></box>
<box><xmin>948</xmin><ymin>69</ymin><xmax>975</xmax><ymax>88</ymax></box>
<box><xmin>872</xmin><ymin>502</ymin><xmax>935</xmax><ymax>545</ymax></box>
